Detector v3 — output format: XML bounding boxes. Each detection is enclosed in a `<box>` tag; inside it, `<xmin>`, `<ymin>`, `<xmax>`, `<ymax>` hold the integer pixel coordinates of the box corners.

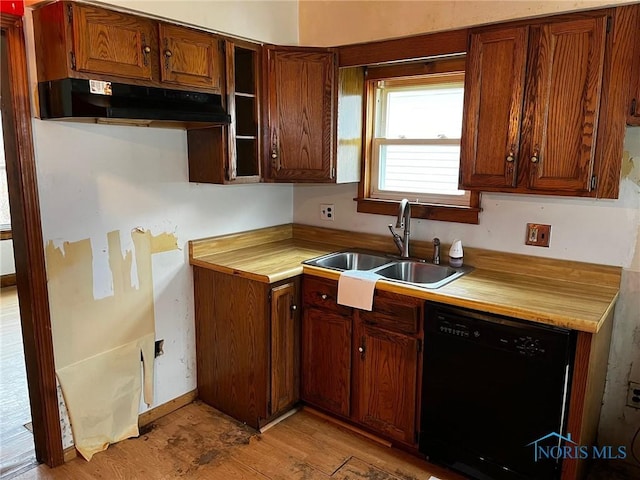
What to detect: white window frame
<box><xmin>368</xmin><ymin>72</ymin><xmax>471</xmax><ymax>207</ymax></box>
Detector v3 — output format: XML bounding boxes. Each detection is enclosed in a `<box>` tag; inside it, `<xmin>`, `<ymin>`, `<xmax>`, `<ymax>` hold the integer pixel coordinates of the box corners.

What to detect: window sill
<box><xmin>355</xmin><ymin>197</ymin><xmax>480</xmax><ymax>224</ymax></box>
<box><xmin>0</xmin><ymin>227</ymin><xmax>12</xmax><ymax>241</ymax></box>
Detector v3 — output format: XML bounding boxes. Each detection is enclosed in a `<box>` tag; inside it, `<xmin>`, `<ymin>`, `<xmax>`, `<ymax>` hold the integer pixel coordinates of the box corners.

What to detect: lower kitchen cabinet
<box><xmin>354</xmin><ymin>322</ymin><xmax>420</xmax><ymax>445</ymax></box>
<box><xmin>193</xmin><ymin>267</ymin><xmax>300</xmax><ymax>429</ymax></box>
<box><xmin>353</xmin><ymin>290</ymin><xmax>423</xmax><ymax>446</ymax></box>
<box><xmin>301</xmin><ymin>307</ymin><xmax>352</xmax><ymax>417</ymax></box>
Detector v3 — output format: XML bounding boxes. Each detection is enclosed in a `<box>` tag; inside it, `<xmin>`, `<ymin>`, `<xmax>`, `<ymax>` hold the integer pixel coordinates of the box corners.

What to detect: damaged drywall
<box><xmin>46</xmin><ymin>228</ymin><xmax>178</xmax><ymax>460</ymax></box>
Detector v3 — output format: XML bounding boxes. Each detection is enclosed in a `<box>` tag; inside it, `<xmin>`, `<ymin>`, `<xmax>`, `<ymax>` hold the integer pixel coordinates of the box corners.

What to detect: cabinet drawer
<box><xmin>302</xmin><ymin>276</ymin><xmax>352</xmax><ymax>316</ymax></box>
<box><xmin>360</xmin><ymin>292</ymin><xmax>423</xmax><ymax>335</ymax></box>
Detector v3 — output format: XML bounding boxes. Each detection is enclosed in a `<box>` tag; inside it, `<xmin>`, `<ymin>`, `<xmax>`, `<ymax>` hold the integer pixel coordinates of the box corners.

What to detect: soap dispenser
<box><xmin>449</xmin><ymin>239</ymin><xmax>463</xmax><ymax>267</ymax></box>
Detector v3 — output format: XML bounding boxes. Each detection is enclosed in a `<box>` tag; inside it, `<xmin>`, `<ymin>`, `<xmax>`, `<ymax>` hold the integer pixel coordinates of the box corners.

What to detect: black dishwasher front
<box><xmin>419</xmin><ymin>304</ymin><xmax>576</xmax><ymax>480</ymax></box>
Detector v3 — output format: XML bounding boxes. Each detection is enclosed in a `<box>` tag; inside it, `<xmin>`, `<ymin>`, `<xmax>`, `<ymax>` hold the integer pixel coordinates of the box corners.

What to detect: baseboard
<box><xmin>138</xmin><ymin>389</ymin><xmax>198</xmax><ymax>427</ymax></box>
<box><xmin>63</xmin><ymin>389</ymin><xmax>198</xmax><ymax>463</ymax></box>
<box><xmin>302</xmin><ymin>406</ymin><xmax>392</xmax><ymax>448</ymax></box>
<box><xmin>1</xmin><ymin>273</ymin><xmax>16</xmax><ymax>288</ymax></box>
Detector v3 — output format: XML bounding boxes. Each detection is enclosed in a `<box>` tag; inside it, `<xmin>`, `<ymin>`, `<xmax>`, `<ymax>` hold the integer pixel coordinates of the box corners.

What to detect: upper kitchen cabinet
<box><xmin>460</xmin><ymin>7</ymin><xmax>638</xmax><ymax>199</ymax></box>
<box><xmin>32</xmin><ymin>1</ymin><xmax>223</xmax><ymax>94</ymax></box>
<box><xmin>263</xmin><ymin>47</ymin><xmax>363</xmax><ymax>183</ymax></box>
<box><xmin>265</xmin><ymin>47</ymin><xmax>335</xmax><ymax>182</ymax></box>
<box><xmin>158</xmin><ymin>24</ymin><xmax>223</xmax><ymax>92</ymax></box>
<box><xmin>33</xmin><ymin>2</ymin><xmax>155</xmax><ymax>82</ymax></box>
<box><xmin>628</xmin><ymin>7</ymin><xmax>640</xmax><ymax>125</ymax></box>
<box><xmin>188</xmin><ymin>40</ymin><xmax>262</xmax><ymax>184</ymax></box>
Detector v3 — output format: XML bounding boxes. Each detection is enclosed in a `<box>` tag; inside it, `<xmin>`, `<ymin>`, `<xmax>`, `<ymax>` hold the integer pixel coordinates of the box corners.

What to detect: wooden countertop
<box><xmin>189</xmin><ymin>224</ymin><xmax>621</xmax><ymax>334</ymax></box>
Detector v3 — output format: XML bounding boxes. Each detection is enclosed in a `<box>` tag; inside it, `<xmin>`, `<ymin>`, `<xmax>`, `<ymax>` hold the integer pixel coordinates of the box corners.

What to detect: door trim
<box><xmin>1</xmin><ymin>14</ymin><xmax>64</xmax><ymax>467</ymax></box>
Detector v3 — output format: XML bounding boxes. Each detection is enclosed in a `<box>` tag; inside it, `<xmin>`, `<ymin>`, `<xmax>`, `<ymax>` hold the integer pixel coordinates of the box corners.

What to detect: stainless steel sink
<box><xmin>375</xmin><ymin>261</ymin><xmax>470</xmax><ymax>289</ymax></box>
<box><xmin>304</xmin><ymin>251</ymin><xmax>392</xmax><ymax>271</ymax></box>
<box><xmin>304</xmin><ymin>250</ymin><xmax>472</xmax><ymax>289</ymax></box>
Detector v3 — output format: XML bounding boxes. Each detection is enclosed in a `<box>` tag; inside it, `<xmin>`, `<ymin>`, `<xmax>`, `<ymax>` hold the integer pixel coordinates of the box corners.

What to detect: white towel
<box><xmin>337</xmin><ymin>270</ymin><xmax>380</xmax><ymax>311</ymax></box>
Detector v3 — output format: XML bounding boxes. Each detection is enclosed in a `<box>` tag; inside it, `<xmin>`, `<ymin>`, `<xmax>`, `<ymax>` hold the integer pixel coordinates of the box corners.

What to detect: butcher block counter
<box><xmin>189</xmin><ymin>223</ymin><xmax>621</xmax><ymax>334</ymax></box>
<box><xmin>189</xmin><ymin>223</ymin><xmax>621</xmax><ymax>480</ymax></box>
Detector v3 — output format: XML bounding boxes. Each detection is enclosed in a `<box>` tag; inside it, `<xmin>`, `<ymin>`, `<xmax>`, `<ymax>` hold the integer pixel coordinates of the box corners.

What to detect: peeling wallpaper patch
<box><xmin>46</xmin><ymin>228</ymin><xmax>179</xmax><ymax>455</ymax></box>
<box><xmin>621</xmin><ymin>151</ymin><xmax>640</xmax><ymax>186</ymax></box>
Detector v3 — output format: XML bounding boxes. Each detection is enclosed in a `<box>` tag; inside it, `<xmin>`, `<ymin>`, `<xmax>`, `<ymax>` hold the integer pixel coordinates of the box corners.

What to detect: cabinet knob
<box><xmin>291</xmin><ymin>305</ymin><xmax>297</xmax><ymax>311</ymax></box>
<box><xmin>321</xmin><ymin>294</ymin><xmax>328</xmax><ymax>300</ymax></box>
<box><xmin>358</xmin><ymin>347</ymin><xmax>364</xmax><ymax>353</ymax></box>
<box><xmin>143</xmin><ymin>46</ymin><xmax>151</xmax><ymax>54</ymax></box>
<box><xmin>164</xmin><ymin>49</ymin><xmax>173</xmax><ymax>58</ymax></box>
<box><xmin>531</xmin><ymin>148</ymin><xmax>540</xmax><ymax>164</ymax></box>
<box><xmin>506</xmin><ymin>152</ymin><xmax>515</xmax><ymax>163</ymax></box>
<box><xmin>271</xmin><ymin>152</ymin><xmax>277</xmax><ymax>159</ymax></box>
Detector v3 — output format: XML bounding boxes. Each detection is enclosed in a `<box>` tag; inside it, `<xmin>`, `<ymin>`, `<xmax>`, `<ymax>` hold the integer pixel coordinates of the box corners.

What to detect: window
<box><xmin>357</xmin><ymin>59</ymin><xmax>480</xmax><ymax>224</ymax></box>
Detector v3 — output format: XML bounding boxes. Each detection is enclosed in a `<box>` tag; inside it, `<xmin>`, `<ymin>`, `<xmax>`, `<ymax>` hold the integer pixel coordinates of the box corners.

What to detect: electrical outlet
<box><xmin>525</xmin><ymin>223</ymin><xmax>551</xmax><ymax>247</ymax></box>
<box><xmin>320</xmin><ymin>204</ymin><xmax>335</xmax><ymax>221</ymax></box>
<box><xmin>627</xmin><ymin>381</ymin><xmax>640</xmax><ymax>409</ymax></box>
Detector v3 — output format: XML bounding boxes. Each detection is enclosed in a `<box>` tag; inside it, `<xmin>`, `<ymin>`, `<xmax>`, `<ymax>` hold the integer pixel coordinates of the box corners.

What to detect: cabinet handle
<box><xmin>164</xmin><ymin>49</ymin><xmax>173</xmax><ymax>70</ymax></box>
<box><xmin>290</xmin><ymin>305</ymin><xmax>297</xmax><ymax>311</ymax></box>
<box><xmin>506</xmin><ymin>150</ymin><xmax>515</xmax><ymax>163</ymax></box>
<box><xmin>531</xmin><ymin>149</ymin><xmax>540</xmax><ymax>164</ymax></box>
<box><xmin>321</xmin><ymin>294</ymin><xmax>328</xmax><ymax>300</ymax></box>
<box><xmin>271</xmin><ymin>144</ymin><xmax>281</xmax><ymax>171</ymax></box>
<box><xmin>141</xmin><ymin>35</ymin><xmax>151</xmax><ymax>67</ymax></box>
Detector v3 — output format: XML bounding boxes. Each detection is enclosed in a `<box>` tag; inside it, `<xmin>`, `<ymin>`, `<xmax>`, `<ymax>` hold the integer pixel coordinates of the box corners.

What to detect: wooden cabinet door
<box><xmin>71</xmin><ymin>3</ymin><xmax>154</xmax><ymax>80</ymax></box>
<box><xmin>460</xmin><ymin>27</ymin><xmax>528</xmax><ymax>189</ymax></box>
<box><xmin>266</xmin><ymin>48</ymin><xmax>335</xmax><ymax>182</ymax></box>
<box><xmin>193</xmin><ymin>268</ymin><xmax>269</xmax><ymax>429</ymax></box>
<box><xmin>301</xmin><ymin>307</ymin><xmax>351</xmax><ymax>417</ymax></box>
<box><xmin>523</xmin><ymin>17</ymin><xmax>607</xmax><ymax>193</ymax></box>
<box><xmin>628</xmin><ymin>9</ymin><xmax>640</xmax><ymax>126</ymax></box>
<box><xmin>270</xmin><ymin>281</ymin><xmax>300</xmax><ymax>416</ymax></box>
<box><xmin>159</xmin><ymin>24</ymin><xmax>223</xmax><ymax>92</ymax></box>
<box><xmin>354</xmin><ymin>323</ymin><xmax>419</xmax><ymax>445</ymax></box>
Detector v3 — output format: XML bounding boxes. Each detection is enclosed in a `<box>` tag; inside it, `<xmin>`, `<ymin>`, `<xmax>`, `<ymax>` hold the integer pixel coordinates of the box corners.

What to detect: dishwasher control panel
<box><xmin>434</xmin><ymin>311</ymin><xmax>551</xmax><ymax>358</ymax></box>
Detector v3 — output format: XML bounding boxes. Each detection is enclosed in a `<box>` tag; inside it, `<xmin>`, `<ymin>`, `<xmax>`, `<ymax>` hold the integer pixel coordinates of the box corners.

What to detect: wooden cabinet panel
<box><xmin>302</xmin><ymin>275</ymin><xmax>352</xmax><ymax>316</ymax></box>
<box><xmin>193</xmin><ymin>267</ymin><xmax>269</xmax><ymax>429</ymax></box>
<box><xmin>270</xmin><ymin>281</ymin><xmax>300</xmax><ymax>416</ymax></box>
<box><xmin>524</xmin><ymin>17</ymin><xmax>606</xmax><ymax>192</ymax></box>
<box><xmin>628</xmin><ymin>8</ymin><xmax>640</xmax><ymax>125</ymax></box>
<box><xmin>187</xmin><ymin>41</ymin><xmax>261</xmax><ymax>184</ymax></box>
<box><xmin>71</xmin><ymin>3</ymin><xmax>154</xmax><ymax>80</ymax></box>
<box><xmin>359</xmin><ymin>290</ymin><xmax>422</xmax><ymax>335</ymax></box>
<box><xmin>301</xmin><ymin>307</ymin><xmax>351</xmax><ymax>417</ymax></box>
<box><xmin>459</xmin><ymin>12</ymin><xmax>628</xmax><ymax>198</ymax></box>
<box><xmin>266</xmin><ymin>48</ymin><xmax>335</xmax><ymax>182</ymax></box>
<box><xmin>159</xmin><ymin>24</ymin><xmax>223</xmax><ymax>92</ymax></box>
<box><xmin>354</xmin><ymin>323</ymin><xmax>419</xmax><ymax>445</ymax></box>
<box><xmin>461</xmin><ymin>27</ymin><xmax>528</xmax><ymax>188</ymax></box>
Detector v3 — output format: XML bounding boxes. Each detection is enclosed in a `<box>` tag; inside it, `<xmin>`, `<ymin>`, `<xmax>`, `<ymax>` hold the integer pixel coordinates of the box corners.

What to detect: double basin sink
<box><xmin>303</xmin><ymin>250</ymin><xmax>472</xmax><ymax>289</ymax></box>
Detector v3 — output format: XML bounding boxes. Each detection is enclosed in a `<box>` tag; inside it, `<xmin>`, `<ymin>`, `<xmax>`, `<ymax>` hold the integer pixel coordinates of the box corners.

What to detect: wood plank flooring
<box><xmin>0</xmin><ymin>286</ymin><xmax>36</xmax><ymax>478</ymax></box>
<box><xmin>13</xmin><ymin>401</ymin><xmax>465</xmax><ymax>480</ymax></box>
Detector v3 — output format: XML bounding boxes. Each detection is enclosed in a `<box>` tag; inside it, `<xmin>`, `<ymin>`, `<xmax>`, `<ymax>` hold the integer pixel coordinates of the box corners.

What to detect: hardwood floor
<box><xmin>13</xmin><ymin>401</ymin><xmax>465</xmax><ymax>480</ymax></box>
<box><xmin>0</xmin><ymin>286</ymin><xmax>36</xmax><ymax>478</ymax></box>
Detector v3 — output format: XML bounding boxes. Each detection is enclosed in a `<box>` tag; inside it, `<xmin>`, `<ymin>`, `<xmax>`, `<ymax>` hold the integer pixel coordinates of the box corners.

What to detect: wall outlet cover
<box><xmin>627</xmin><ymin>381</ymin><xmax>640</xmax><ymax>409</ymax></box>
<box><xmin>320</xmin><ymin>204</ymin><xmax>335</xmax><ymax>221</ymax></box>
<box><xmin>525</xmin><ymin>223</ymin><xmax>551</xmax><ymax>247</ymax></box>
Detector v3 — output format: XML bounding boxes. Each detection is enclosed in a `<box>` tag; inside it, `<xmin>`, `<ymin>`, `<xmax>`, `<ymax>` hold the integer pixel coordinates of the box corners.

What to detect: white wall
<box><xmin>24</xmin><ymin>0</ymin><xmax>298</xmax><ymax>417</ymax></box>
<box><xmin>103</xmin><ymin>0</ymin><xmax>299</xmax><ymax>45</ymax></box>
<box><xmin>0</xmin><ymin>240</ymin><xmax>15</xmax><ymax>276</ymax></box>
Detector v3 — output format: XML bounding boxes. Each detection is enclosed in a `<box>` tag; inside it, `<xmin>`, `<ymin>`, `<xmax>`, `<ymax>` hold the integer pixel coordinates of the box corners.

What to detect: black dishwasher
<box><xmin>420</xmin><ymin>304</ymin><xmax>576</xmax><ymax>480</ymax></box>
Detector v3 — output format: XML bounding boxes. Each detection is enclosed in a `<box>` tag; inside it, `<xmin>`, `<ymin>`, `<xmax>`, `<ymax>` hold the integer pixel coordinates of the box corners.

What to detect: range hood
<box><xmin>38</xmin><ymin>78</ymin><xmax>231</xmax><ymax>127</ymax></box>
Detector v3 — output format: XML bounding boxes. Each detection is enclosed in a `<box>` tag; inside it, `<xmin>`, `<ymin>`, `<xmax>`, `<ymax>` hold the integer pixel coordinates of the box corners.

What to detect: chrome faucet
<box><xmin>432</xmin><ymin>237</ymin><xmax>440</xmax><ymax>265</ymax></box>
<box><xmin>388</xmin><ymin>198</ymin><xmax>411</xmax><ymax>258</ymax></box>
